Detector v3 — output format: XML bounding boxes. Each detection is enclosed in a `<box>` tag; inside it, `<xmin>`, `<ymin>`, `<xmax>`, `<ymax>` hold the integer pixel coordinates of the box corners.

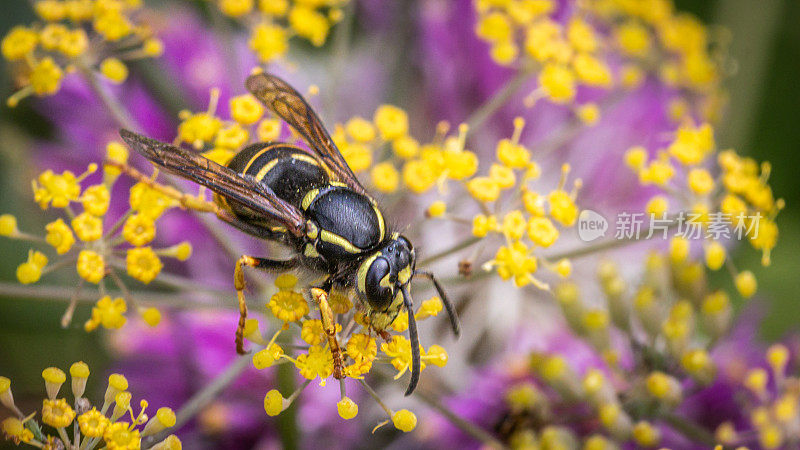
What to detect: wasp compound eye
<box><xmin>365</xmin><ymin>256</ymin><xmax>394</xmax><ymax>311</ymax></box>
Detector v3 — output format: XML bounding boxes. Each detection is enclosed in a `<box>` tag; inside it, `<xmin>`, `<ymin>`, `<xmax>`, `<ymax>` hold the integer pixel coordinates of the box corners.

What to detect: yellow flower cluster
<box><xmin>718</xmin><ymin>344</ymin><xmax>797</xmax><ymax>449</ymax></box>
<box><xmin>473</xmin><ymin>0</ymin><xmax>725</xmax><ymax>122</ymax></box>
<box><xmin>451</xmin><ymin>119</ymin><xmax>577</xmax><ymax>289</ymax></box>
<box><xmin>1</xmin><ymin>0</ymin><xmax>164</xmax><ymax>107</ymax></box>
<box><xmin>1</xmin><ymin>141</ymin><xmax>194</xmax><ymax>332</ymax></box>
<box><xmin>474</xmin><ymin>0</ymin><xmax>611</xmax><ymax>108</ymax></box>
<box><xmin>554</xmin><ymin>257</ymin><xmax>727</xmax><ymax>376</ymax></box>
<box><xmin>326</xmin><ymin>112</ymin><xmax>577</xmax><ymax>290</ymax></box>
<box><xmin>329</xmin><ymin>104</ymin><xmax>460</xmax><ymax>195</ymax></box>
<box><xmin>212</xmin><ymin>0</ymin><xmax>346</xmax><ymax>62</ymax></box>
<box><xmin>588</xmin><ymin>0</ymin><xmax>725</xmax><ymax>121</ymax></box>
<box><xmin>0</xmin><ymin>362</ymin><xmax>179</xmax><ymax>449</ymax></box>
<box><xmin>488</xmin><ymin>255</ymin><xmax>752</xmax><ymax>447</ymax></box>
<box><xmin>625</xmin><ymin>122</ymin><xmax>782</xmax><ymax>294</ymax></box>
<box><xmin>175</xmin><ymin>86</ymin><xmax>297</xmax><ymax>167</ymax></box>
<box><xmin>248</xmin><ymin>274</ymin><xmax>445</xmax><ymax>433</ymax></box>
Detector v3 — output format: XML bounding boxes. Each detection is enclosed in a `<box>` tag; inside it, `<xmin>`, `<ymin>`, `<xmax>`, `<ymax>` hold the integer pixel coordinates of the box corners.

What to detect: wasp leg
<box><xmin>234</xmin><ymin>256</ymin><xmax>299</xmax><ymax>354</ymax></box>
<box><xmin>414</xmin><ymin>270</ymin><xmax>461</xmax><ymax>337</ymax></box>
<box><xmin>309</xmin><ymin>288</ymin><xmax>345</xmax><ymax>380</ymax></box>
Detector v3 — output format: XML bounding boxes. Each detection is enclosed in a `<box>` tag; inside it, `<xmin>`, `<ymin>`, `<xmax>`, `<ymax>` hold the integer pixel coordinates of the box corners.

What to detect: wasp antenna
<box><xmin>415</xmin><ymin>270</ymin><xmax>460</xmax><ymax>337</ymax></box>
<box><xmin>401</xmin><ymin>285</ymin><xmax>420</xmax><ymax>396</ymax></box>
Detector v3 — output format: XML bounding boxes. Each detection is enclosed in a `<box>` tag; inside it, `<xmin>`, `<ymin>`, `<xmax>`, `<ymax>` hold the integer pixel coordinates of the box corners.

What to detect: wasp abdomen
<box><xmin>227</xmin><ymin>143</ymin><xmax>329</xmax><ymax>208</ymax></box>
<box><xmin>303</xmin><ymin>186</ymin><xmax>386</xmax><ymax>259</ymax></box>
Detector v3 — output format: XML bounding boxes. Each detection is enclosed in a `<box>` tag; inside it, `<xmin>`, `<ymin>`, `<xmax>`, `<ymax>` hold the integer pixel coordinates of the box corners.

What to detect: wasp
<box><xmin>116</xmin><ymin>72</ymin><xmax>460</xmax><ymax>395</ymax></box>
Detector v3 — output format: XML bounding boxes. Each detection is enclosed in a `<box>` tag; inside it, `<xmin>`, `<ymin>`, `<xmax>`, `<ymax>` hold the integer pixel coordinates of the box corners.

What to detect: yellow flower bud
<box><xmin>337</xmin><ymin>397</ymin><xmax>358</xmax><ymax>419</ymax></box>
<box><xmin>624</xmin><ymin>146</ymin><xmax>648</xmax><ymax>170</ymax></box>
<box><xmin>576</xmin><ymin>103</ymin><xmax>600</xmax><ymax>125</ymax></box>
<box><xmin>230</xmin><ymin>94</ymin><xmax>264</xmax><ymax>125</ymax></box>
<box><xmin>370</xmin><ymin>162</ymin><xmax>400</xmax><ymax>193</ymax></box>
<box><xmin>426</xmin><ymin>200</ymin><xmax>447</xmax><ymax>218</ymax></box>
<box><xmin>0</xmin><ymin>214</ymin><xmax>18</xmax><ymax>236</ymax></box>
<box><xmin>263</xmin><ymin>389</ymin><xmax>285</xmax><ymax>416</ymax></box>
<box><xmin>345</xmin><ymin>117</ymin><xmax>376</xmax><ymax>142</ymax></box>
<box><xmin>142</xmin><ymin>407</ymin><xmax>176</xmax><ymax>436</ymax></box>
<box><xmin>668</xmin><ymin>236</ymin><xmax>689</xmax><ymax>264</ymax></box>
<box><xmin>100</xmin><ymin>57</ymin><xmax>128</xmax><ymax>84</ymax></box>
<box><xmin>632</xmin><ymin>421</ymin><xmax>660</xmax><ymax>447</ymax></box>
<box><xmin>393</xmin><ymin>136</ymin><xmax>419</xmax><ymax>159</ymax></box>
<box><xmin>704</xmin><ymin>241</ymin><xmax>726</xmax><ymax>270</ymax></box>
<box><xmin>735</xmin><ymin>270</ymin><xmax>757</xmax><ymax>298</ymax></box>
<box><xmin>374</xmin><ymin>105</ymin><xmax>408</xmax><ymax>141</ymax></box>
<box><xmin>0</xmin><ymin>377</ymin><xmax>14</xmax><ymax>410</ymax></box>
<box><xmin>16</xmin><ymin>261</ymin><xmax>43</xmax><ymax>284</ymax></box>
<box><xmin>104</xmin><ymin>373</ymin><xmax>128</xmax><ymax>405</ymax></box>
<box><xmin>253</xmin><ymin>343</ymin><xmax>284</xmax><ymax>369</ymax></box>
<box><xmin>150</xmin><ymin>435</ymin><xmax>182</xmax><ymax>450</ymax></box>
<box><xmin>141</xmin><ymin>307</ymin><xmax>162</xmax><ymax>327</ymax></box>
<box><xmin>767</xmin><ymin>344</ymin><xmax>789</xmax><ymax>375</ymax></box>
<box><xmin>77</xmin><ymin>250</ymin><xmax>105</xmax><ymax>284</ymax></box>
<box><xmin>42</xmin><ymin>367</ymin><xmax>66</xmax><ymax>399</ymax></box>
<box><xmin>392</xmin><ymin>409</ymin><xmax>417</xmax><ymax>432</ymax></box>
<box><xmin>645</xmin><ymin>195</ymin><xmax>668</xmax><ymax>216</ymax></box>
<box><xmin>70</xmin><ymin>361</ymin><xmax>90</xmax><ymax>398</ymax></box>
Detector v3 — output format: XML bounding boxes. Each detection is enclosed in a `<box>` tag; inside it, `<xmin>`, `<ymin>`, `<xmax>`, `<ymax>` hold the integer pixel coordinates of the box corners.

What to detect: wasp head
<box><xmin>356</xmin><ymin>234</ymin><xmax>415</xmax><ymax>313</ymax></box>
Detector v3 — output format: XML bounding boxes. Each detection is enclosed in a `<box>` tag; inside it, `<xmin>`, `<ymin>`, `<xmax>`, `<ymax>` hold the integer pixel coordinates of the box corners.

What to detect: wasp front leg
<box><xmin>234</xmin><ymin>255</ymin><xmax>299</xmax><ymax>354</ymax></box>
<box><xmin>309</xmin><ymin>288</ymin><xmax>345</xmax><ymax>379</ymax></box>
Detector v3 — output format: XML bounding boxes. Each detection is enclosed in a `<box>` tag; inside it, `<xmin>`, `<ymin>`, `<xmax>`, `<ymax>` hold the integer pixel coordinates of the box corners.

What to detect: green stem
<box><xmin>325</xmin><ymin>0</ymin><xmax>355</xmax><ymax>117</ymax></box>
<box><xmin>660</xmin><ymin>412</ymin><xmax>717</xmax><ymax>447</ymax></box>
<box><xmin>276</xmin><ymin>362</ymin><xmax>299</xmax><ymax>450</ymax></box>
<box><xmin>545</xmin><ymin>236</ymin><xmax>642</xmax><ymax>261</ymax></box>
<box><xmin>418</xmin><ymin>237</ymin><xmax>481</xmax><ymax>267</ymax></box>
<box><xmin>465</xmin><ymin>66</ymin><xmax>535</xmax><ymax>135</ymax></box>
<box><xmin>415</xmin><ymin>390</ymin><xmax>505</xmax><ymax>449</ymax></box>
<box><xmin>546</xmin><ymin>219</ymin><xmax>682</xmax><ymax>261</ymax></box>
<box><xmin>358</xmin><ymin>378</ymin><xmax>393</xmax><ymax>417</ymax></box>
<box><xmin>76</xmin><ymin>59</ymin><xmax>139</xmax><ymax>132</ymax></box>
<box><xmin>142</xmin><ymin>349</ymin><xmax>258</xmax><ymax>448</ymax></box>
<box><xmin>0</xmin><ymin>281</ymin><xmax>230</xmax><ymax>310</ymax></box>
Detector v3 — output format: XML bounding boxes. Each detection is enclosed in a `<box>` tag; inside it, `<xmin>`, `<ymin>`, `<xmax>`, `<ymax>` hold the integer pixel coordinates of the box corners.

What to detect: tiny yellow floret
<box><xmin>392</xmin><ymin>409</ymin><xmax>417</xmax><ymax>432</ymax></box>
<box><xmin>337</xmin><ymin>397</ymin><xmax>358</xmax><ymax>420</ymax></box>
<box><xmin>100</xmin><ymin>58</ymin><xmax>129</xmax><ymax>84</ymax></box>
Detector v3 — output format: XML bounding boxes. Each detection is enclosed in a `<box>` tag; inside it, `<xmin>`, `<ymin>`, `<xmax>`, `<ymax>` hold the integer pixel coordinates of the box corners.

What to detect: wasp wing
<box><xmin>245</xmin><ymin>72</ymin><xmax>370</xmax><ymax>197</ymax></box>
<box><xmin>119</xmin><ymin>129</ymin><xmax>307</xmax><ymax>237</ymax></box>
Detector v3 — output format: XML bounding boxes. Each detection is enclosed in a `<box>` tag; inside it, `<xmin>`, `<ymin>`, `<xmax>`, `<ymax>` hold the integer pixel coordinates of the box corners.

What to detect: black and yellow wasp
<box><xmin>117</xmin><ymin>72</ymin><xmax>460</xmax><ymax>395</ymax></box>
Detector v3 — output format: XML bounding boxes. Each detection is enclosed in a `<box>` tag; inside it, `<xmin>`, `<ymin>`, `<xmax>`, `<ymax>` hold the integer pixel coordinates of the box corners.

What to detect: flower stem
<box><xmin>660</xmin><ymin>412</ymin><xmax>716</xmax><ymax>446</ymax></box>
<box><xmin>546</xmin><ymin>220</ymin><xmax>682</xmax><ymax>261</ymax></box>
<box><xmin>465</xmin><ymin>66</ymin><xmax>535</xmax><ymax>135</ymax></box>
<box><xmin>545</xmin><ymin>236</ymin><xmax>642</xmax><ymax>261</ymax></box>
<box><xmin>76</xmin><ymin>59</ymin><xmax>139</xmax><ymax>132</ymax></box>
<box><xmin>325</xmin><ymin>0</ymin><xmax>355</xmax><ymax>117</ymax></box>
<box><xmin>142</xmin><ymin>349</ymin><xmax>258</xmax><ymax>448</ymax></box>
<box><xmin>418</xmin><ymin>237</ymin><xmax>481</xmax><ymax>267</ymax></box>
<box><xmin>358</xmin><ymin>379</ymin><xmax>393</xmax><ymax>417</ymax></box>
<box><xmin>276</xmin><ymin>362</ymin><xmax>300</xmax><ymax>450</ymax></box>
<box><xmin>0</xmin><ymin>281</ymin><xmax>229</xmax><ymax>310</ymax></box>
<box><xmin>415</xmin><ymin>390</ymin><xmax>505</xmax><ymax>449</ymax></box>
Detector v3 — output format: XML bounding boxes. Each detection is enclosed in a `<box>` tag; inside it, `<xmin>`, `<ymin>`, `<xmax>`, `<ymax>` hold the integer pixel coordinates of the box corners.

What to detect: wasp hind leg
<box><xmin>234</xmin><ymin>256</ymin><xmax>300</xmax><ymax>354</ymax></box>
<box><xmin>309</xmin><ymin>288</ymin><xmax>345</xmax><ymax>380</ymax></box>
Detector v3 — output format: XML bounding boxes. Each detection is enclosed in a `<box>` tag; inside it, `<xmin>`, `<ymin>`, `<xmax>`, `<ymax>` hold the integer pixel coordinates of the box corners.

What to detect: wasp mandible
<box><xmin>116</xmin><ymin>72</ymin><xmax>460</xmax><ymax>395</ymax></box>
